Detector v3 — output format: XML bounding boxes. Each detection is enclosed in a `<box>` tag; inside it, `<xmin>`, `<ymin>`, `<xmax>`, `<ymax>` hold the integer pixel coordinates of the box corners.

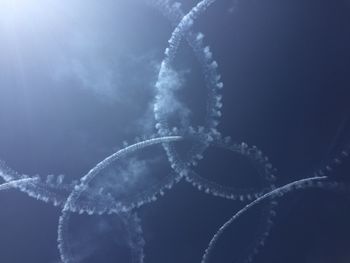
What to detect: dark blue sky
<box><xmin>0</xmin><ymin>0</ymin><xmax>350</xmax><ymax>262</ymax></box>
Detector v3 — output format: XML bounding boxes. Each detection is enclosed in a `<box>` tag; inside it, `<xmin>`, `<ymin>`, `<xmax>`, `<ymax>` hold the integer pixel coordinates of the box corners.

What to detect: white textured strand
<box><xmin>0</xmin><ymin>178</ymin><xmax>39</xmax><ymax>191</ymax></box>
<box><xmin>58</xmin><ymin>136</ymin><xmax>182</xmax><ymax>263</ymax></box>
<box><xmin>201</xmin><ymin>176</ymin><xmax>347</xmax><ymax>263</ymax></box>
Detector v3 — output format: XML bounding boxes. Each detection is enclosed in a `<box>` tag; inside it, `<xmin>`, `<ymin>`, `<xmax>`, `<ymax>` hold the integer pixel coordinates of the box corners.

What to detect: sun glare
<box><xmin>1</xmin><ymin>0</ymin><xmax>36</xmax><ymax>17</ymax></box>
<box><xmin>0</xmin><ymin>0</ymin><xmax>56</xmax><ymax>27</ymax></box>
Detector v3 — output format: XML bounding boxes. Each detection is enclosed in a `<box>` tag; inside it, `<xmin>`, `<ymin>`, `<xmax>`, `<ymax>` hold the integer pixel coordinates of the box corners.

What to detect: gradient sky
<box><xmin>0</xmin><ymin>0</ymin><xmax>350</xmax><ymax>262</ymax></box>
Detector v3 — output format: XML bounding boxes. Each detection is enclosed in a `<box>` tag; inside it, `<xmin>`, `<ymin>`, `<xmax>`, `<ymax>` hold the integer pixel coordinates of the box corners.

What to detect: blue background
<box><xmin>0</xmin><ymin>0</ymin><xmax>350</xmax><ymax>262</ymax></box>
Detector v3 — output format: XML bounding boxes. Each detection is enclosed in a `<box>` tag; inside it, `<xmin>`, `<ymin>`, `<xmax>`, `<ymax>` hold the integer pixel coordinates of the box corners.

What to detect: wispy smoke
<box><xmin>154</xmin><ymin>65</ymin><xmax>192</xmax><ymax>129</ymax></box>
<box><xmin>228</xmin><ymin>0</ymin><xmax>240</xmax><ymax>14</ymax></box>
<box><xmin>53</xmin><ymin>57</ymin><xmax>121</xmax><ymax>102</ymax></box>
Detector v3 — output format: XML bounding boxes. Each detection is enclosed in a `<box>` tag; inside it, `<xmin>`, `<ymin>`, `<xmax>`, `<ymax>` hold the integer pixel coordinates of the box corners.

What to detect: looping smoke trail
<box><xmin>0</xmin><ymin>1</ymin><xmax>348</xmax><ymax>262</ymax></box>
<box><xmin>150</xmin><ymin>2</ymin><xmax>280</xmax><ymax>262</ymax></box>
<box><xmin>154</xmin><ymin>0</ymin><xmax>223</xmax><ymax>180</ymax></box>
<box><xmin>201</xmin><ymin>176</ymin><xmax>349</xmax><ymax>263</ymax></box>
<box><xmin>57</xmin><ymin>136</ymin><xmax>182</xmax><ymax>263</ymax></box>
<box><xmin>0</xmin><ymin>178</ymin><xmax>39</xmax><ymax>192</ymax></box>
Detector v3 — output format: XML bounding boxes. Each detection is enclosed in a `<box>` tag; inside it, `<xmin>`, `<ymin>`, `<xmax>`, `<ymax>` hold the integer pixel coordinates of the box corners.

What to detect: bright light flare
<box><xmin>0</xmin><ymin>0</ymin><xmax>60</xmax><ymax>30</ymax></box>
<box><xmin>1</xmin><ymin>0</ymin><xmax>39</xmax><ymax>21</ymax></box>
